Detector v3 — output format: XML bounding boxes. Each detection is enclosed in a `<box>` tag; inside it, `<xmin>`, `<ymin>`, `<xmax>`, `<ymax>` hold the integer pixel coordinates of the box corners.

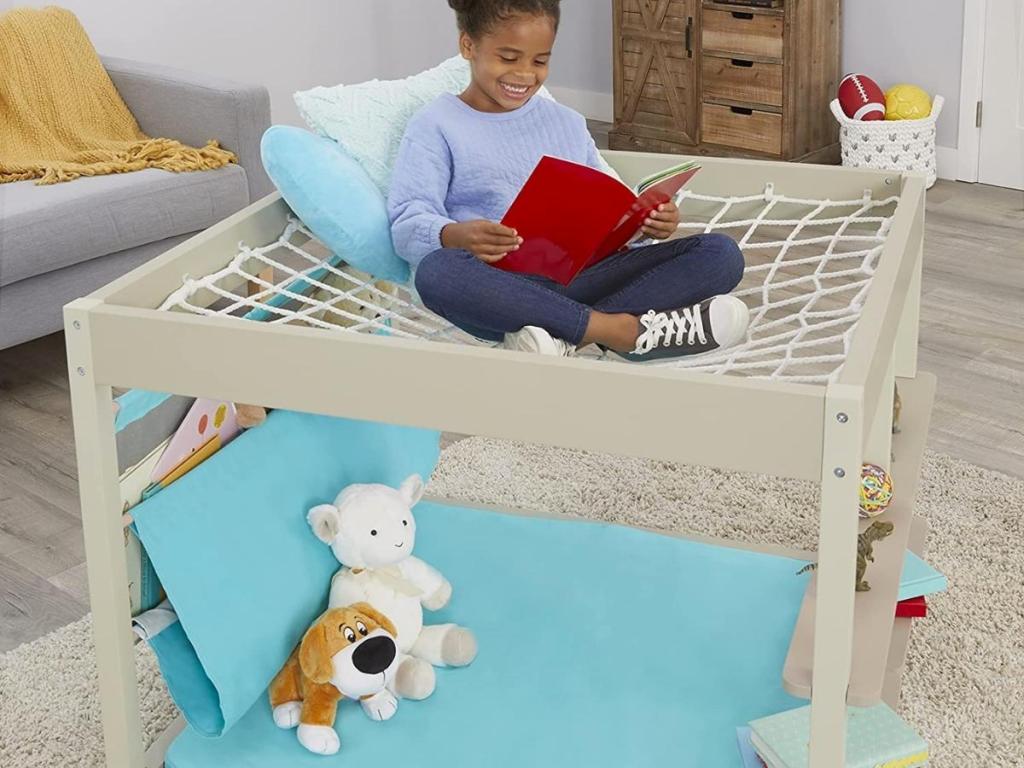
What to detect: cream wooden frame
<box><xmin>65</xmin><ymin>151</ymin><xmax>927</xmax><ymax>768</ymax></box>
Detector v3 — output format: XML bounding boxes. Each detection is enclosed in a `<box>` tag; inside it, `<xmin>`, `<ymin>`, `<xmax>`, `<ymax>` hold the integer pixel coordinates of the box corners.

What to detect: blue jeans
<box><xmin>414</xmin><ymin>233</ymin><xmax>745</xmax><ymax>345</ymax></box>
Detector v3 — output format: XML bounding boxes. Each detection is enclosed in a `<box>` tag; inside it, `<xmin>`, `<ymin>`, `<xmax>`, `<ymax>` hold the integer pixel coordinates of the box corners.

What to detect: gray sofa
<box><xmin>0</xmin><ymin>56</ymin><xmax>273</xmax><ymax>350</ymax></box>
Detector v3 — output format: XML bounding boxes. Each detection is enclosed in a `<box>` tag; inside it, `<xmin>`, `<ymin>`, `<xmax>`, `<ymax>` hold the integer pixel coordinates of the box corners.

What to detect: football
<box><xmin>837</xmin><ymin>74</ymin><xmax>886</xmax><ymax>121</ymax></box>
<box><xmin>885</xmin><ymin>84</ymin><xmax>932</xmax><ymax>120</ymax></box>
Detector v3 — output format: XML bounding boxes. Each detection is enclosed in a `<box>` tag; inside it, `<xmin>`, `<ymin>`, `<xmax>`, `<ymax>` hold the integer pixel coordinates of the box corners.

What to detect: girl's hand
<box><xmin>641</xmin><ymin>202</ymin><xmax>680</xmax><ymax>241</ymax></box>
<box><xmin>441</xmin><ymin>220</ymin><xmax>523</xmax><ymax>263</ymax></box>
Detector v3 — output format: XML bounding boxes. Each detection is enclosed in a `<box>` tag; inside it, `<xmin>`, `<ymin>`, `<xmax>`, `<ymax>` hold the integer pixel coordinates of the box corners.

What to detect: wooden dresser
<box><xmin>610</xmin><ymin>0</ymin><xmax>841</xmax><ymax>163</ymax></box>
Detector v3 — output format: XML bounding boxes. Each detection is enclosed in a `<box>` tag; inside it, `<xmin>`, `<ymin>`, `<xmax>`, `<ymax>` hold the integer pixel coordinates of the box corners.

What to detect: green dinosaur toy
<box><xmin>796</xmin><ymin>520</ymin><xmax>895</xmax><ymax>592</ymax></box>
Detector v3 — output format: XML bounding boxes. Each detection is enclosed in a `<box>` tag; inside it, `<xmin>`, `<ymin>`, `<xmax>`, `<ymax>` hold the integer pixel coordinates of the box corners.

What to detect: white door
<box><xmin>978</xmin><ymin>0</ymin><xmax>1024</xmax><ymax>189</ymax></box>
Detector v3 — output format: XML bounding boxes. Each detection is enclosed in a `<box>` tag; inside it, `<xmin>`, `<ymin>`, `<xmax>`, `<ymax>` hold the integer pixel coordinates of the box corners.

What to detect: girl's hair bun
<box><xmin>450</xmin><ymin>0</ymin><xmax>560</xmax><ymax>38</ymax></box>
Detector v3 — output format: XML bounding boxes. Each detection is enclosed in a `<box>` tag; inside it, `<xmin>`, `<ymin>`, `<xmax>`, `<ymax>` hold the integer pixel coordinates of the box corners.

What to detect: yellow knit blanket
<box><xmin>0</xmin><ymin>7</ymin><xmax>236</xmax><ymax>185</ymax></box>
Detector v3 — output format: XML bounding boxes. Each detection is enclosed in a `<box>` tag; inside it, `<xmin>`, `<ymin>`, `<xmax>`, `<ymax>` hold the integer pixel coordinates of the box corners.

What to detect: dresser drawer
<box><xmin>702</xmin><ymin>8</ymin><xmax>784</xmax><ymax>60</ymax></box>
<box><xmin>701</xmin><ymin>102</ymin><xmax>782</xmax><ymax>155</ymax></box>
<box><xmin>702</xmin><ymin>54</ymin><xmax>783</xmax><ymax>107</ymax></box>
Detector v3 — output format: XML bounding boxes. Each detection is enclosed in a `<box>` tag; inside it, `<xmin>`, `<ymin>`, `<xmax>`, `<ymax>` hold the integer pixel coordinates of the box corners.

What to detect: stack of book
<box><xmin>737</xmin><ymin>552</ymin><xmax>944</xmax><ymax>765</ymax></box>
<box><xmin>740</xmin><ymin>703</ymin><xmax>928</xmax><ymax>768</ymax></box>
<box><xmin>895</xmin><ymin>550</ymin><xmax>947</xmax><ymax>617</ymax></box>
<box><xmin>736</xmin><ymin>726</ymin><xmax>768</xmax><ymax>767</ymax></box>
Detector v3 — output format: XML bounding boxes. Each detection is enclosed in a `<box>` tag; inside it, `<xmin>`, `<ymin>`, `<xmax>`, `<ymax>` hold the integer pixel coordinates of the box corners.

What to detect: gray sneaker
<box><xmin>502</xmin><ymin>326</ymin><xmax>574</xmax><ymax>356</ymax></box>
<box><xmin>618</xmin><ymin>295</ymin><xmax>749</xmax><ymax>362</ymax></box>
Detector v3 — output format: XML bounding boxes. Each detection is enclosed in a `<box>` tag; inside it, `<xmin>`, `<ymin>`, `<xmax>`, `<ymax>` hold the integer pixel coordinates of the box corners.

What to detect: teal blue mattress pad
<box><xmin>166</xmin><ymin>503</ymin><xmax>806</xmax><ymax>767</ymax></box>
<box><xmin>131</xmin><ymin>409</ymin><xmax>806</xmax><ymax>767</ymax></box>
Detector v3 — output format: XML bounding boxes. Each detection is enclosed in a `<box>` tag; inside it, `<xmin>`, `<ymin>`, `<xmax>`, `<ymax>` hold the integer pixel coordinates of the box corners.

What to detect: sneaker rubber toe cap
<box><xmin>708</xmin><ymin>296</ymin><xmax>750</xmax><ymax>349</ymax></box>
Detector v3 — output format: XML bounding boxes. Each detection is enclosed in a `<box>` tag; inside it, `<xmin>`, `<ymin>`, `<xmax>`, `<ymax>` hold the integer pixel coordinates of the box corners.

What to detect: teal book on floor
<box><xmin>748</xmin><ymin>703</ymin><xmax>928</xmax><ymax>768</ymax></box>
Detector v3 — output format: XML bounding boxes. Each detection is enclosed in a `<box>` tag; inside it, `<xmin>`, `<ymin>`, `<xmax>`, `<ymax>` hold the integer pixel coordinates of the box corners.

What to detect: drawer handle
<box><xmin>730</xmin><ymin>58</ymin><xmax>754</xmax><ymax>67</ymax></box>
<box><xmin>684</xmin><ymin>16</ymin><xmax>693</xmax><ymax>58</ymax></box>
<box><xmin>730</xmin><ymin>106</ymin><xmax>754</xmax><ymax>115</ymax></box>
<box><xmin>731</xmin><ymin>11</ymin><xmax>755</xmax><ymax>19</ymax></box>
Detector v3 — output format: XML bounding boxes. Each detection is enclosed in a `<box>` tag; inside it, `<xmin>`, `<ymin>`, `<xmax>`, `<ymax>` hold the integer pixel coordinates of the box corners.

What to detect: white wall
<box><xmin>544</xmin><ymin>0</ymin><xmax>615</xmax><ymax>117</ymax></box>
<box><xmin>53</xmin><ymin>0</ymin><xmax>607</xmax><ymax>125</ymax></box>
<box><xmin>17</xmin><ymin>0</ymin><xmax>389</xmax><ymax>126</ymax></box>
<box><xmin>843</xmin><ymin>0</ymin><xmax>964</xmax><ymax>148</ymax></box>
<box><xmin>371</xmin><ymin>1</ymin><xmax>458</xmax><ymax>80</ymax></box>
<box><xmin>7</xmin><ymin>0</ymin><xmax>964</xmax><ymax>160</ymax></box>
<box><xmin>359</xmin><ymin>0</ymin><xmax>613</xmax><ymax>116</ymax></box>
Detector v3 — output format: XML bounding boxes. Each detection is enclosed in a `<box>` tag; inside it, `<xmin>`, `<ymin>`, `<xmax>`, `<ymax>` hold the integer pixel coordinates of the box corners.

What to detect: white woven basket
<box><xmin>830</xmin><ymin>95</ymin><xmax>943</xmax><ymax>188</ymax></box>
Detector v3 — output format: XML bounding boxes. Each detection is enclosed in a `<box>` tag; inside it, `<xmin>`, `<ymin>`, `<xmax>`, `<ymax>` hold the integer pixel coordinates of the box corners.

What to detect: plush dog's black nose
<box><xmin>352</xmin><ymin>635</ymin><xmax>396</xmax><ymax>674</ymax></box>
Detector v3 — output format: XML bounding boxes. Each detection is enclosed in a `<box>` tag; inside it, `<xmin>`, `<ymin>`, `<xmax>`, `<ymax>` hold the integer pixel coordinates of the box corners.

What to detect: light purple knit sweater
<box><xmin>387</xmin><ymin>92</ymin><xmax>604</xmax><ymax>268</ymax></box>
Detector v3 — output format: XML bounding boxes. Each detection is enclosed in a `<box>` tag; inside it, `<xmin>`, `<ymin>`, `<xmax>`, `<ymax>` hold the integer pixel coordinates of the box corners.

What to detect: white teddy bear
<box><xmin>308</xmin><ymin>474</ymin><xmax>477</xmax><ymax>713</ymax></box>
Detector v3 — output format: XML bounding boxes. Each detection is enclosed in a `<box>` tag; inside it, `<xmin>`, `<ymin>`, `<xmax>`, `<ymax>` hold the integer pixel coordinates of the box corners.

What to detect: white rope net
<box><xmin>159</xmin><ymin>184</ymin><xmax>898</xmax><ymax>384</ymax></box>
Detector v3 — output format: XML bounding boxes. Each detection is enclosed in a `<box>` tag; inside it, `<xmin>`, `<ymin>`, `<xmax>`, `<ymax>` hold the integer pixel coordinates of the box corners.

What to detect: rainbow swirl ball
<box><xmin>859</xmin><ymin>463</ymin><xmax>894</xmax><ymax>518</ymax></box>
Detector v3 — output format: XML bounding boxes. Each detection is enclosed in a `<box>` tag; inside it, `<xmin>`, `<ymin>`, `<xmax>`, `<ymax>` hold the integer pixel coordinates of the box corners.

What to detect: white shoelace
<box><xmin>633</xmin><ymin>306</ymin><xmax>707</xmax><ymax>355</ymax></box>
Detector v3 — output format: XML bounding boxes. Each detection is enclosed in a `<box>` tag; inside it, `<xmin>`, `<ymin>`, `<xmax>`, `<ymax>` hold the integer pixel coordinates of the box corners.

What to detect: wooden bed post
<box><xmin>865</xmin><ymin>351</ymin><xmax>896</xmax><ymax>469</ymax></box>
<box><xmin>808</xmin><ymin>382</ymin><xmax>863</xmax><ymax>768</ymax></box>
<box><xmin>894</xmin><ymin>182</ymin><xmax>925</xmax><ymax>379</ymax></box>
<box><xmin>65</xmin><ymin>299</ymin><xmax>148</xmax><ymax>768</ymax></box>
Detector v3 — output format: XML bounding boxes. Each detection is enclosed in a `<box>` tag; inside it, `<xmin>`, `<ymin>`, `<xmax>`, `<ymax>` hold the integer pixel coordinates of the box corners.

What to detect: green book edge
<box><xmin>634</xmin><ymin>160</ymin><xmax>701</xmax><ymax>195</ymax></box>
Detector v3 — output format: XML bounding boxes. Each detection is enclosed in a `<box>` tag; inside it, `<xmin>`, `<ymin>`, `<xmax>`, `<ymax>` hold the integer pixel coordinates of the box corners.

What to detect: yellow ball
<box><xmin>884</xmin><ymin>84</ymin><xmax>932</xmax><ymax>121</ymax></box>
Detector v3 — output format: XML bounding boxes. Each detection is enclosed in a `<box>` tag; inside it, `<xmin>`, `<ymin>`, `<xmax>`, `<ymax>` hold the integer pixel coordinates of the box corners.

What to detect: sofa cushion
<box><xmin>0</xmin><ymin>232</ymin><xmax>195</xmax><ymax>350</ymax></box>
<box><xmin>0</xmin><ymin>165</ymin><xmax>248</xmax><ymax>288</ymax></box>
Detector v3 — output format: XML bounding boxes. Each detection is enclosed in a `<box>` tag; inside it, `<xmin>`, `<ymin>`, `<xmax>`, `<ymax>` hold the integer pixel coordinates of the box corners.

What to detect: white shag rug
<box><xmin>1</xmin><ymin>439</ymin><xmax>1021</xmax><ymax>767</ymax></box>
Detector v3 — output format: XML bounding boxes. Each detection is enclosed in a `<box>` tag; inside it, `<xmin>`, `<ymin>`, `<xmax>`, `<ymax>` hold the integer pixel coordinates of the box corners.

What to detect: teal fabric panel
<box><xmin>166</xmin><ymin>503</ymin><xmax>805</xmax><ymax>767</ymax></box>
<box><xmin>114</xmin><ymin>389</ymin><xmax>174</xmax><ymax>432</ymax></box>
<box><xmin>131</xmin><ymin>410</ymin><xmax>440</xmax><ymax>737</ymax></box>
<box><xmin>148</xmin><ymin>621</ymin><xmax>225</xmax><ymax>736</ymax></box>
<box><xmin>260</xmin><ymin>125</ymin><xmax>410</xmax><ymax>285</ymax></box>
<box><xmin>137</xmin><ymin>545</ymin><xmax>164</xmax><ymax>615</ymax></box>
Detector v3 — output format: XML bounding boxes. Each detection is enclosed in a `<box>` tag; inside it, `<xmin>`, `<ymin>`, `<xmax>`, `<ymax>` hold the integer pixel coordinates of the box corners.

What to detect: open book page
<box><xmin>635</xmin><ymin>160</ymin><xmax>701</xmax><ymax>195</ymax></box>
<box><xmin>598</xmin><ymin>161</ymin><xmax>702</xmax><ymax>255</ymax></box>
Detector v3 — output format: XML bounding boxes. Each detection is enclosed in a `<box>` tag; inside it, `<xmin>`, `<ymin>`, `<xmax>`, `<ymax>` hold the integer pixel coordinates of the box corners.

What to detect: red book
<box><xmin>498</xmin><ymin>155</ymin><xmax>701</xmax><ymax>285</ymax></box>
<box><xmin>895</xmin><ymin>596</ymin><xmax>928</xmax><ymax>618</ymax></box>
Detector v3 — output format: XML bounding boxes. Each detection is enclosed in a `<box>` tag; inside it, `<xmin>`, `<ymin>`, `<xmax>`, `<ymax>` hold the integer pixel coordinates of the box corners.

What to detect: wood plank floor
<box><xmin>0</xmin><ymin>154</ymin><xmax>1020</xmax><ymax>651</ymax></box>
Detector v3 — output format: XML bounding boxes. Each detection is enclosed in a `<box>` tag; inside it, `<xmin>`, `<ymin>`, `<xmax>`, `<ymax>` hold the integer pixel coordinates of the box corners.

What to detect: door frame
<box><xmin>957</xmin><ymin>0</ymin><xmax>987</xmax><ymax>182</ymax></box>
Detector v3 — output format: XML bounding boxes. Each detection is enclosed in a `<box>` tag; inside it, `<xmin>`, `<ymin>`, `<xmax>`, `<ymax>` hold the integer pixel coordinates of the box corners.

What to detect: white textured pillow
<box><xmin>294</xmin><ymin>56</ymin><xmax>615</xmax><ymax>196</ymax></box>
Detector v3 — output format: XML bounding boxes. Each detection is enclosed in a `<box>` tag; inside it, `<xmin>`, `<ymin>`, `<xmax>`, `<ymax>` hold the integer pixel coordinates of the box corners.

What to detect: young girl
<box><xmin>388</xmin><ymin>0</ymin><xmax>748</xmax><ymax>360</ymax></box>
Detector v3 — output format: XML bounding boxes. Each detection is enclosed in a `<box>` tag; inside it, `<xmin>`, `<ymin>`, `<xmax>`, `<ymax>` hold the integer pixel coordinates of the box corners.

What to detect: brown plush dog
<box><xmin>269</xmin><ymin>603</ymin><xmax>399</xmax><ymax>755</ymax></box>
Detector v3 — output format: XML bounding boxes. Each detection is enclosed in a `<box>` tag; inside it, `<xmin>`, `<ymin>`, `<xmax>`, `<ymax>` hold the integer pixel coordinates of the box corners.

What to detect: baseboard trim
<box><xmin>936</xmin><ymin>145</ymin><xmax>958</xmax><ymax>181</ymax></box>
<box><xmin>546</xmin><ymin>86</ymin><xmax>614</xmax><ymax>123</ymax></box>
